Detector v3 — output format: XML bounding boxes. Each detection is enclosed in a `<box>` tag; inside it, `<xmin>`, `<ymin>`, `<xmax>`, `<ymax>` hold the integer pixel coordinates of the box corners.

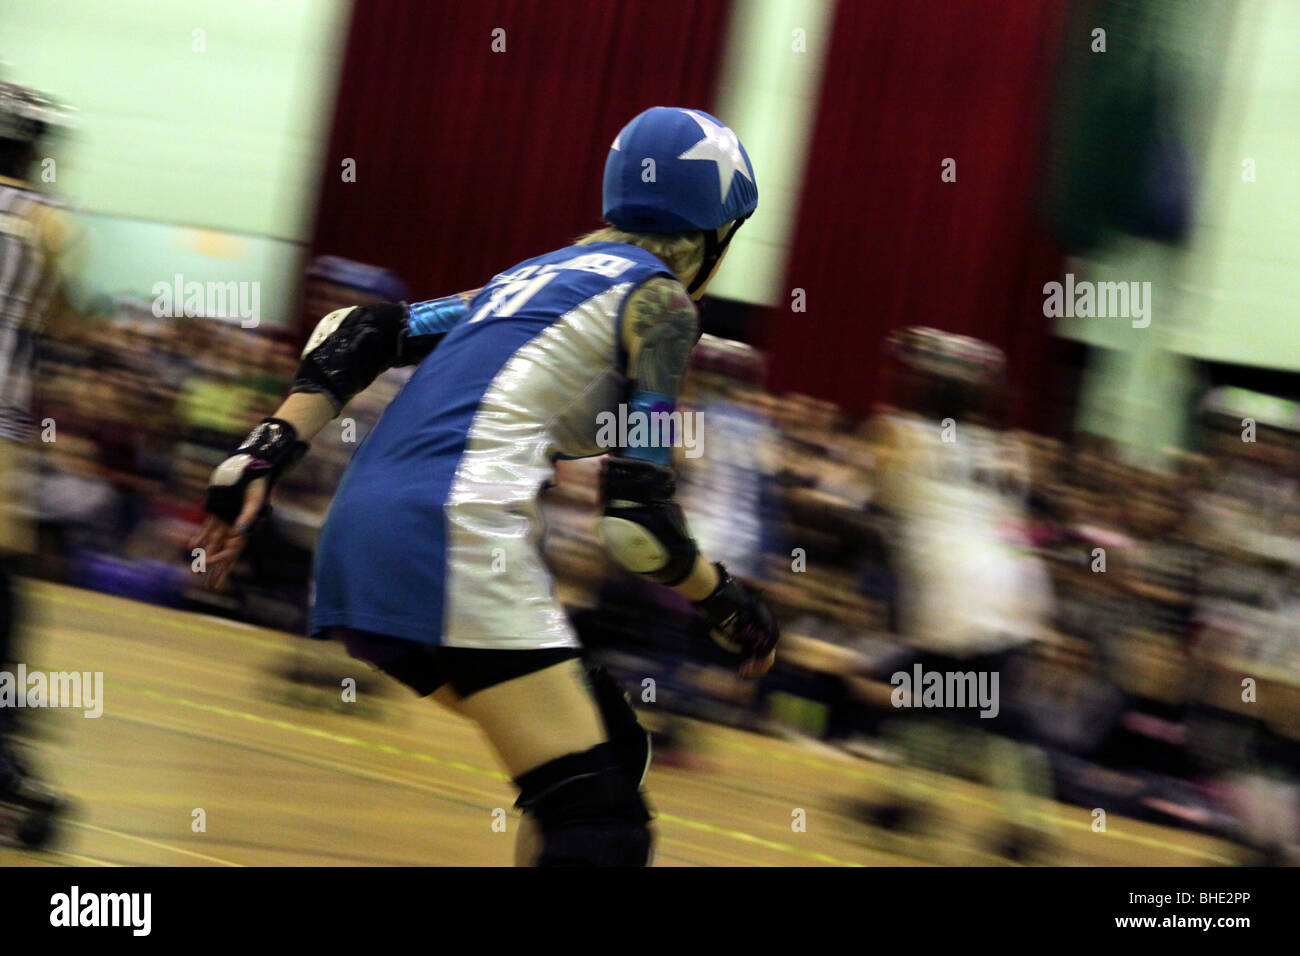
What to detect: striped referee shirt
<box><xmin>0</xmin><ymin>175</ymin><xmax>72</xmax><ymax>440</ymax></box>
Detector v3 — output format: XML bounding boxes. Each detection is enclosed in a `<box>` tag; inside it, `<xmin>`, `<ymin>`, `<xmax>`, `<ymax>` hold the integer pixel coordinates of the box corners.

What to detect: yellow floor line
<box><xmin>655</xmin><ymin>811</ymin><xmax>866</xmax><ymax>866</ymax></box>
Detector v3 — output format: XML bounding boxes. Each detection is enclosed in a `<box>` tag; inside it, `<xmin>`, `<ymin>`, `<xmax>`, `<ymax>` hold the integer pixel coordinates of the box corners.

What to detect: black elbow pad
<box><xmin>292</xmin><ymin>301</ymin><xmax>409</xmax><ymax>409</ymax></box>
<box><xmin>598</xmin><ymin>457</ymin><xmax>699</xmax><ymax>586</ymax></box>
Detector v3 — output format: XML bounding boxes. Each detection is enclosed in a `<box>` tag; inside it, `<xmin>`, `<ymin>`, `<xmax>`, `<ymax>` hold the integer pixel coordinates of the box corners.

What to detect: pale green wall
<box><xmin>709</xmin><ymin>0</ymin><xmax>836</xmax><ymax>307</ymax></box>
<box><xmin>2</xmin><ymin>0</ymin><xmax>351</xmax><ymax>325</ymax></box>
<box><xmin>1064</xmin><ymin>0</ymin><xmax>1300</xmax><ymax>460</ymax></box>
<box><xmin>1166</xmin><ymin>0</ymin><xmax>1300</xmax><ymax>368</ymax></box>
<box><xmin>7</xmin><ymin>0</ymin><xmax>829</xmax><ymax>318</ymax></box>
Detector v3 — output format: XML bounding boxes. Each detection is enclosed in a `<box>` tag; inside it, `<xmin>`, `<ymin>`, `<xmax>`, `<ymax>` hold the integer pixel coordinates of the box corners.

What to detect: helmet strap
<box><xmin>686</xmin><ymin>217</ymin><xmax>746</xmax><ymax>296</ymax></box>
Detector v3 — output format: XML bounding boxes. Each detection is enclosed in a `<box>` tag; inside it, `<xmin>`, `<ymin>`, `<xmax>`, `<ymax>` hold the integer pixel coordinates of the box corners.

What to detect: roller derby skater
<box><xmin>0</xmin><ymin>79</ymin><xmax>81</xmax><ymax>851</ymax></box>
<box><xmin>194</xmin><ymin>106</ymin><xmax>779</xmax><ymax>865</ymax></box>
<box><xmin>860</xmin><ymin>327</ymin><xmax>1056</xmax><ymax>862</ymax></box>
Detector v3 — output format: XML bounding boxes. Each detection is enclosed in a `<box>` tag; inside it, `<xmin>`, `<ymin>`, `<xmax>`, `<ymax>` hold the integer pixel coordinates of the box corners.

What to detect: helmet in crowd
<box><xmin>603</xmin><ymin>107</ymin><xmax>757</xmax><ymax>234</ymax></box>
<box><xmin>887</xmin><ymin>327</ymin><xmax>1009</xmax><ymax>423</ymax></box>
<box><xmin>305</xmin><ymin>255</ymin><xmax>411</xmax><ymax>303</ymax></box>
<box><xmin>887</xmin><ymin>326</ymin><xmax>1006</xmax><ymax>386</ymax></box>
<box><xmin>0</xmin><ymin>81</ymin><xmax>74</xmax><ymax>146</ymax></box>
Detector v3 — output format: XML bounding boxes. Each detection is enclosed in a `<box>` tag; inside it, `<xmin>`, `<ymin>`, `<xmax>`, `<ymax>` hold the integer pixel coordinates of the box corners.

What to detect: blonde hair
<box><xmin>576</xmin><ymin>226</ymin><xmax>705</xmax><ymax>284</ymax></box>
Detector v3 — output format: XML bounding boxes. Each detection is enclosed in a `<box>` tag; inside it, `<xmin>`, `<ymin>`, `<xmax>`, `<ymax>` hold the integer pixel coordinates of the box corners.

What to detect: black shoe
<box><xmin>0</xmin><ymin>738</ymin><xmax>62</xmax><ymax>813</ymax></box>
<box><xmin>856</xmin><ymin>799</ymin><xmax>930</xmax><ymax>835</ymax></box>
<box><xmin>990</xmin><ymin>824</ymin><xmax>1054</xmax><ymax>864</ymax></box>
<box><xmin>0</xmin><ymin>736</ymin><xmax>29</xmax><ymax>795</ymax></box>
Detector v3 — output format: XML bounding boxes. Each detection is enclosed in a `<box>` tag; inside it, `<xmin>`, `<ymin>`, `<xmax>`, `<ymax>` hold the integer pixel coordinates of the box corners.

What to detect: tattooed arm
<box><xmin>599</xmin><ymin>276</ymin><xmax>778</xmax><ymax>674</ymax></box>
<box><xmin>621</xmin><ymin>276</ymin><xmax>697</xmax><ymax>461</ymax></box>
<box><xmin>600</xmin><ymin>277</ymin><xmax>722</xmax><ymax>600</ymax></box>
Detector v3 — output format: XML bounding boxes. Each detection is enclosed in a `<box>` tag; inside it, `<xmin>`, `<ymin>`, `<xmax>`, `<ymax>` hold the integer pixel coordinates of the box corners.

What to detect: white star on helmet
<box><xmin>676</xmin><ymin>110</ymin><xmax>753</xmax><ymax>203</ymax></box>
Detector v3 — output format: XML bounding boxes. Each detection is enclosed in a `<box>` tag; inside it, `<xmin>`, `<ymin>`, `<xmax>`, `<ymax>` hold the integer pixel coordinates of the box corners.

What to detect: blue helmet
<box><xmin>602</xmin><ymin>107</ymin><xmax>758</xmax><ymax>234</ymax></box>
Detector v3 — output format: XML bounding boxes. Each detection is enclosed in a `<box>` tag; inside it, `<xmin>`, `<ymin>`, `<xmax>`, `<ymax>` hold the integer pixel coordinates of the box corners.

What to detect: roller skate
<box><xmin>0</xmin><ymin>737</ymin><xmax>67</xmax><ymax>850</ymax></box>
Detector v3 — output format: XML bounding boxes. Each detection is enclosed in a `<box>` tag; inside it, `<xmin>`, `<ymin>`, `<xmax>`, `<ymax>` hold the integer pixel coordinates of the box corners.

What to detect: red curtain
<box><xmin>766</xmin><ymin>0</ymin><xmax>1067</xmax><ymax>430</ymax></box>
<box><xmin>309</xmin><ymin>0</ymin><xmax>731</xmax><ymax>316</ymax></box>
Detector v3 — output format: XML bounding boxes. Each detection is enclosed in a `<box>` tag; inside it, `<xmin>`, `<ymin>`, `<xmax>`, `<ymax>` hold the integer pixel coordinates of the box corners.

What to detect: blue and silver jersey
<box><xmin>310</xmin><ymin>241</ymin><xmax>675</xmax><ymax>648</ymax></box>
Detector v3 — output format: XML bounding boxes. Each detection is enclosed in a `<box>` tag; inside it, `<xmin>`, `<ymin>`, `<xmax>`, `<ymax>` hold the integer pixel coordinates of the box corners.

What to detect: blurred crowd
<box><xmin>24</xmin><ymin>299</ymin><xmax>1300</xmax><ymax>859</ymax></box>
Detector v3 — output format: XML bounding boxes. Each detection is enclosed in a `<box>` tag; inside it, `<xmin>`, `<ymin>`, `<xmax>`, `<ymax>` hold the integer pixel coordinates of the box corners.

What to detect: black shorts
<box><xmin>334</xmin><ymin>627</ymin><xmax>581</xmax><ymax>698</ymax></box>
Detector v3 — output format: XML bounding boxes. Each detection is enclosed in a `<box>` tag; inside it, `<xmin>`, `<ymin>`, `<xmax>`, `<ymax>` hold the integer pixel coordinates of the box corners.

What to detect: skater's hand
<box><xmin>693</xmin><ymin>563</ymin><xmax>780</xmax><ymax>679</ymax></box>
<box><xmin>194</xmin><ymin>417</ymin><xmax>311</xmax><ymax>590</ymax></box>
<box><xmin>190</xmin><ymin>477</ymin><xmax>267</xmax><ymax>590</ymax></box>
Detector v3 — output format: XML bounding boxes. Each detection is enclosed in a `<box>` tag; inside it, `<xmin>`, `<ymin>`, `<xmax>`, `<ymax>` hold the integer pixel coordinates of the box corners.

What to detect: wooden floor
<box><xmin>2</xmin><ymin>581</ymin><xmax>1243</xmax><ymax>867</ymax></box>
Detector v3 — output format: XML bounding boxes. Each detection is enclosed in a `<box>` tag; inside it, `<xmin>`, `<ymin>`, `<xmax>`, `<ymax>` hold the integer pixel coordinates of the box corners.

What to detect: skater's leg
<box><xmin>975</xmin><ymin>649</ymin><xmax>1057</xmax><ymax>860</ymax></box>
<box><xmin>0</xmin><ymin>457</ymin><xmax>64</xmax><ymax>845</ymax></box>
<box><xmin>430</xmin><ymin>685</ymin><xmax>463</xmax><ymax>716</ymax></box>
<box><xmin>454</xmin><ymin>657</ymin><xmax>652</xmax><ymax>866</ymax></box>
<box><xmin>0</xmin><ymin>525</ymin><xmax>31</xmax><ymax>750</ymax></box>
<box><xmin>338</xmin><ymin>629</ymin><xmax>653</xmax><ymax>865</ymax></box>
<box><xmin>454</xmin><ymin>657</ymin><xmax>606</xmax><ymax>776</ymax></box>
<box><xmin>0</xmin><ymin>551</ymin><xmax>20</xmax><ymax>745</ymax></box>
<box><xmin>0</xmin><ymin>552</ymin><xmax>16</xmax><ymax>675</ymax></box>
<box><xmin>0</xmin><ymin>437</ymin><xmax>34</xmax><ymax>683</ymax></box>
<box><xmin>0</xmin><ymin>549</ymin><xmax>64</xmax><ymax>847</ymax></box>
<box><xmin>985</xmin><ymin>732</ymin><xmax>1052</xmax><ymax>826</ymax></box>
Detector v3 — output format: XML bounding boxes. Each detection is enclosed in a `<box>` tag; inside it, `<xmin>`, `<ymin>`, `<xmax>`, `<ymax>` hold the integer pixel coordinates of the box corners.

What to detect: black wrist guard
<box><xmin>694</xmin><ymin>563</ymin><xmax>780</xmax><ymax>660</ymax></box>
<box><xmin>204</xmin><ymin>417</ymin><xmax>310</xmax><ymax>525</ymax></box>
<box><xmin>598</xmin><ymin>456</ymin><xmax>699</xmax><ymax>586</ymax></box>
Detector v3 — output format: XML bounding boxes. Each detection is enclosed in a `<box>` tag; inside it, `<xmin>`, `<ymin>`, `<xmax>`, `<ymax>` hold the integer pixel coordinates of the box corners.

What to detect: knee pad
<box><xmin>584</xmin><ymin>665</ymin><xmax>652</xmax><ymax>788</ymax></box>
<box><xmin>514</xmin><ymin>742</ymin><xmax>653</xmax><ymax>867</ymax></box>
